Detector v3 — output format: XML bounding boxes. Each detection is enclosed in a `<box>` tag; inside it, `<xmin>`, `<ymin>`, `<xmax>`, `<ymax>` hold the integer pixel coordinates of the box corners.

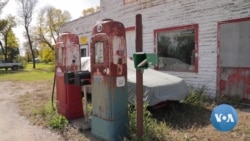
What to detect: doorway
<box><xmin>218</xmin><ymin>18</ymin><xmax>250</xmax><ymax>100</ymax></box>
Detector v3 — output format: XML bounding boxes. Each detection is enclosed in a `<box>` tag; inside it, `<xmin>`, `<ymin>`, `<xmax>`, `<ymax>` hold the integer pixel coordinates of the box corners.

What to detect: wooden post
<box><xmin>135</xmin><ymin>14</ymin><xmax>143</xmax><ymax>137</ymax></box>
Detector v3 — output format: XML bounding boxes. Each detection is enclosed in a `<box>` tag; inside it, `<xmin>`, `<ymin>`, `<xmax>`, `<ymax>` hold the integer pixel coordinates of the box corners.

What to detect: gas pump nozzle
<box><xmin>74</xmin><ymin>71</ymin><xmax>91</xmax><ymax>86</ymax></box>
<box><xmin>64</xmin><ymin>72</ymin><xmax>76</xmax><ymax>84</ymax></box>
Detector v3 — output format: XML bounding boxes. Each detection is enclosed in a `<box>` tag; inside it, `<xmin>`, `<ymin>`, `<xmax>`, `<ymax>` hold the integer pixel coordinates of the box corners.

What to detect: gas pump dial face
<box><xmin>95</xmin><ymin>42</ymin><xmax>104</xmax><ymax>64</ymax></box>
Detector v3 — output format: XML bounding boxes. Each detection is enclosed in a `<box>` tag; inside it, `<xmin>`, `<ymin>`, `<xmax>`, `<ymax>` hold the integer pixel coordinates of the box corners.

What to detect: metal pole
<box><xmin>135</xmin><ymin>14</ymin><xmax>143</xmax><ymax>137</ymax></box>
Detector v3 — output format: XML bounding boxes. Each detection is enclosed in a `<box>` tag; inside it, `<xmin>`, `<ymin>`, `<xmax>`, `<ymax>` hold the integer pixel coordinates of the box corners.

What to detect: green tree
<box><xmin>35</xmin><ymin>6</ymin><xmax>71</xmax><ymax>51</ymax></box>
<box><xmin>5</xmin><ymin>29</ymin><xmax>19</xmax><ymax>61</ymax></box>
<box><xmin>41</xmin><ymin>46</ymin><xmax>54</xmax><ymax>63</ymax></box>
<box><xmin>33</xmin><ymin>6</ymin><xmax>70</xmax><ymax>64</ymax></box>
<box><xmin>22</xmin><ymin>41</ymin><xmax>31</xmax><ymax>62</ymax></box>
<box><xmin>0</xmin><ymin>15</ymin><xmax>19</xmax><ymax>63</ymax></box>
<box><xmin>6</xmin><ymin>29</ymin><xmax>19</xmax><ymax>48</ymax></box>
<box><xmin>16</xmin><ymin>0</ymin><xmax>38</xmax><ymax>69</ymax></box>
<box><xmin>0</xmin><ymin>0</ymin><xmax>9</xmax><ymax>60</ymax></box>
<box><xmin>0</xmin><ymin>20</ymin><xmax>8</xmax><ymax>60</ymax></box>
<box><xmin>22</xmin><ymin>40</ymin><xmax>39</xmax><ymax>62</ymax></box>
<box><xmin>82</xmin><ymin>6</ymin><xmax>100</xmax><ymax>16</ymax></box>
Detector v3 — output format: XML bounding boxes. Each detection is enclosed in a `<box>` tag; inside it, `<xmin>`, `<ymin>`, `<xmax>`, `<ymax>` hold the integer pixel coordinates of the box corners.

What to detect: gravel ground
<box><xmin>0</xmin><ymin>81</ymin><xmax>64</xmax><ymax>141</ymax></box>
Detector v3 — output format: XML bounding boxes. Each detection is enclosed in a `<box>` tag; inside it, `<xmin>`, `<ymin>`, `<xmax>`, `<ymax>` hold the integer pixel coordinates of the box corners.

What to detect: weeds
<box><xmin>31</xmin><ymin>101</ymin><xmax>68</xmax><ymax>129</ymax></box>
<box><xmin>126</xmin><ymin>104</ymin><xmax>171</xmax><ymax>141</ymax></box>
<box><xmin>185</xmin><ymin>86</ymin><xmax>207</xmax><ymax>107</ymax></box>
<box><xmin>216</xmin><ymin>94</ymin><xmax>247</xmax><ymax>108</ymax></box>
<box><xmin>125</xmin><ymin>86</ymin><xmax>214</xmax><ymax>140</ymax></box>
<box><xmin>32</xmin><ymin>101</ymin><xmax>52</xmax><ymax>117</ymax></box>
<box><xmin>49</xmin><ymin>113</ymin><xmax>69</xmax><ymax>129</ymax></box>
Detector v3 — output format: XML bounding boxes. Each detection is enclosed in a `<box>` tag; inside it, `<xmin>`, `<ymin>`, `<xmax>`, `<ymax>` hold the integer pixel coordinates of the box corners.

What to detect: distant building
<box><xmin>60</xmin><ymin>0</ymin><xmax>250</xmax><ymax>99</ymax></box>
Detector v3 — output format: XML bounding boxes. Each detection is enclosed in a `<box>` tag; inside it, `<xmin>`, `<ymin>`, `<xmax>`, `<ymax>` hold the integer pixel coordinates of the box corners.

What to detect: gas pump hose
<box><xmin>51</xmin><ymin>70</ymin><xmax>56</xmax><ymax>111</ymax></box>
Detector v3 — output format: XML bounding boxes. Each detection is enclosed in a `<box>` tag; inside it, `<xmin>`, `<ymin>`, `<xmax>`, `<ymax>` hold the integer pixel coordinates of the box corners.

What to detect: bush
<box><xmin>49</xmin><ymin>113</ymin><xmax>69</xmax><ymax>129</ymax></box>
<box><xmin>185</xmin><ymin>86</ymin><xmax>207</xmax><ymax>107</ymax></box>
<box><xmin>31</xmin><ymin>102</ymin><xmax>68</xmax><ymax>129</ymax></box>
<box><xmin>126</xmin><ymin>104</ymin><xmax>171</xmax><ymax>141</ymax></box>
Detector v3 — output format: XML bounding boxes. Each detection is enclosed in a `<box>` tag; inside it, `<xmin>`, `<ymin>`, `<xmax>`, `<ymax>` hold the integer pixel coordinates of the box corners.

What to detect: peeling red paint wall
<box><xmin>220</xmin><ymin>68</ymin><xmax>250</xmax><ymax>99</ymax></box>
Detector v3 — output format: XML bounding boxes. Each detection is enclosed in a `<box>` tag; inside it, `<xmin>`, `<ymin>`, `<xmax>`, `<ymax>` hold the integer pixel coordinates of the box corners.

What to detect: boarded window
<box><xmin>219</xmin><ymin>20</ymin><xmax>250</xmax><ymax>68</ymax></box>
<box><xmin>155</xmin><ymin>25</ymin><xmax>198</xmax><ymax>72</ymax></box>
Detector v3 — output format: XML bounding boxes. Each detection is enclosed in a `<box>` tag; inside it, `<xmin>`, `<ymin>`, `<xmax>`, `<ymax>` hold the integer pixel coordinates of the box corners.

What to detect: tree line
<box><xmin>0</xmin><ymin>0</ymin><xmax>99</xmax><ymax>69</ymax></box>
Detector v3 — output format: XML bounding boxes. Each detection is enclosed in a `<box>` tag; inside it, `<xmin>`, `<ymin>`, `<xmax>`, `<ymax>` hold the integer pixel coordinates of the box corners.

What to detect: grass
<box><xmin>126</xmin><ymin>104</ymin><xmax>171</xmax><ymax>141</ymax></box>
<box><xmin>0</xmin><ymin>63</ymin><xmax>54</xmax><ymax>82</ymax></box>
<box><xmin>15</xmin><ymin>83</ymin><xmax>250</xmax><ymax>141</ymax></box>
<box><xmin>3</xmin><ymin>64</ymin><xmax>250</xmax><ymax>141</ymax></box>
<box><xmin>126</xmin><ymin>87</ymin><xmax>250</xmax><ymax>141</ymax></box>
<box><xmin>25</xmin><ymin>62</ymin><xmax>54</xmax><ymax>70</ymax></box>
<box><xmin>0</xmin><ymin>70</ymin><xmax>54</xmax><ymax>82</ymax></box>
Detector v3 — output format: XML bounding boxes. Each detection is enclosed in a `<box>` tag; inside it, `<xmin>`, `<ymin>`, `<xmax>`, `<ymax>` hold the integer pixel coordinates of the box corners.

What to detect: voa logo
<box><xmin>214</xmin><ymin>113</ymin><xmax>235</xmax><ymax>123</ymax></box>
<box><xmin>210</xmin><ymin>104</ymin><xmax>238</xmax><ymax>132</ymax></box>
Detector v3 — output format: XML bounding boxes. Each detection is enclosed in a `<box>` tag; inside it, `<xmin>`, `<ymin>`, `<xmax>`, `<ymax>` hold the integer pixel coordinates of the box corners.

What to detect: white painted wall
<box><xmin>125</xmin><ymin>30</ymin><xmax>136</xmax><ymax>59</ymax></box>
<box><xmin>60</xmin><ymin>0</ymin><xmax>250</xmax><ymax>97</ymax></box>
<box><xmin>59</xmin><ymin>11</ymin><xmax>101</xmax><ymax>44</ymax></box>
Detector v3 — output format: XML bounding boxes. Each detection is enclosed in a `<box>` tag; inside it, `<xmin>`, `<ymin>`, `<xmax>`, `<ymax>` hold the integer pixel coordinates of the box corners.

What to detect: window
<box><xmin>80</xmin><ymin>45</ymin><xmax>89</xmax><ymax>57</ymax></box>
<box><xmin>219</xmin><ymin>19</ymin><xmax>250</xmax><ymax>68</ymax></box>
<box><xmin>154</xmin><ymin>24</ymin><xmax>198</xmax><ymax>72</ymax></box>
<box><xmin>124</xmin><ymin>0</ymin><xmax>137</xmax><ymax>4</ymax></box>
<box><xmin>81</xmin><ymin>48</ymin><xmax>87</xmax><ymax>57</ymax></box>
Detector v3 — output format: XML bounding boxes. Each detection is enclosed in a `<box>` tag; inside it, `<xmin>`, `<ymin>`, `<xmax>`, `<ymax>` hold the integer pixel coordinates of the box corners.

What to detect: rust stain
<box><xmin>220</xmin><ymin>68</ymin><xmax>250</xmax><ymax>100</ymax></box>
<box><xmin>220</xmin><ymin>79</ymin><xmax>227</xmax><ymax>92</ymax></box>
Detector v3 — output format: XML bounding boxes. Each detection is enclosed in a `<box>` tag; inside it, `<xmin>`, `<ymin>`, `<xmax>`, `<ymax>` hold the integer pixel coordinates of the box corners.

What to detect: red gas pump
<box><xmin>55</xmin><ymin>33</ymin><xmax>83</xmax><ymax>119</ymax></box>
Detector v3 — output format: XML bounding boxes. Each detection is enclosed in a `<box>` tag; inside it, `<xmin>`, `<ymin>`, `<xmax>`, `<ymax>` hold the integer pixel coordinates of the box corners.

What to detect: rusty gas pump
<box><xmin>55</xmin><ymin>33</ymin><xmax>83</xmax><ymax>119</ymax></box>
<box><xmin>90</xmin><ymin>19</ymin><xmax>128</xmax><ymax>141</ymax></box>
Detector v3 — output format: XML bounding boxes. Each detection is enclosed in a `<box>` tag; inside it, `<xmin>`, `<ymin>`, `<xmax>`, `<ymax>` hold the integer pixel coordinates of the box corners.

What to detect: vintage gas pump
<box><xmin>55</xmin><ymin>33</ymin><xmax>83</xmax><ymax>119</ymax></box>
<box><xmin>90</xmin><ymin>19</ymin><xmax>128</xmax><ymax>141</ymax></box>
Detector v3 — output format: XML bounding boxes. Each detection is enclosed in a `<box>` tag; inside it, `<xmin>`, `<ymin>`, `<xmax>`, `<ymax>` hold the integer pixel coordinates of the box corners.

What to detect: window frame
<box><xmin>154</xmin><ymin>24</ymin><xmax>199</xmax><ymax>73</ymax></box>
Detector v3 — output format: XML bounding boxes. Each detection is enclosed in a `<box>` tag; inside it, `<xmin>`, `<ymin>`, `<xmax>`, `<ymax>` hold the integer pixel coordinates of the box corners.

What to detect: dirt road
<box><xmin>0</xmin><ymin>81</ymin><xmax>63</xmax><ymax>141</ymax></box>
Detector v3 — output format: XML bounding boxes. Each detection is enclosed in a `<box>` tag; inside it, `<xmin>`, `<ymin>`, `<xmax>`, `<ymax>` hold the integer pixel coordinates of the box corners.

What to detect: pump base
<box><xmin>91</xmin><ymin>116</ymin><xmax>128</xmax><ymax>141</ymax></box>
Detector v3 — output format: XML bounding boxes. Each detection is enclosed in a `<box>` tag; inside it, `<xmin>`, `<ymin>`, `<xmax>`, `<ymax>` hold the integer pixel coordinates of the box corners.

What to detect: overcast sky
<box><xmin>1</xmin><ymin>0</ymin><xmax>100</xmax><ymax>51</ymax></box>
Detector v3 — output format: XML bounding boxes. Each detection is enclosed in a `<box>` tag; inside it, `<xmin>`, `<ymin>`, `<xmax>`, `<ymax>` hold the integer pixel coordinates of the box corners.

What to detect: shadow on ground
<box><xmin>148</xmin><ymin>102</ymin><xmax>212</xmax><ymax>130</ymax></box>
